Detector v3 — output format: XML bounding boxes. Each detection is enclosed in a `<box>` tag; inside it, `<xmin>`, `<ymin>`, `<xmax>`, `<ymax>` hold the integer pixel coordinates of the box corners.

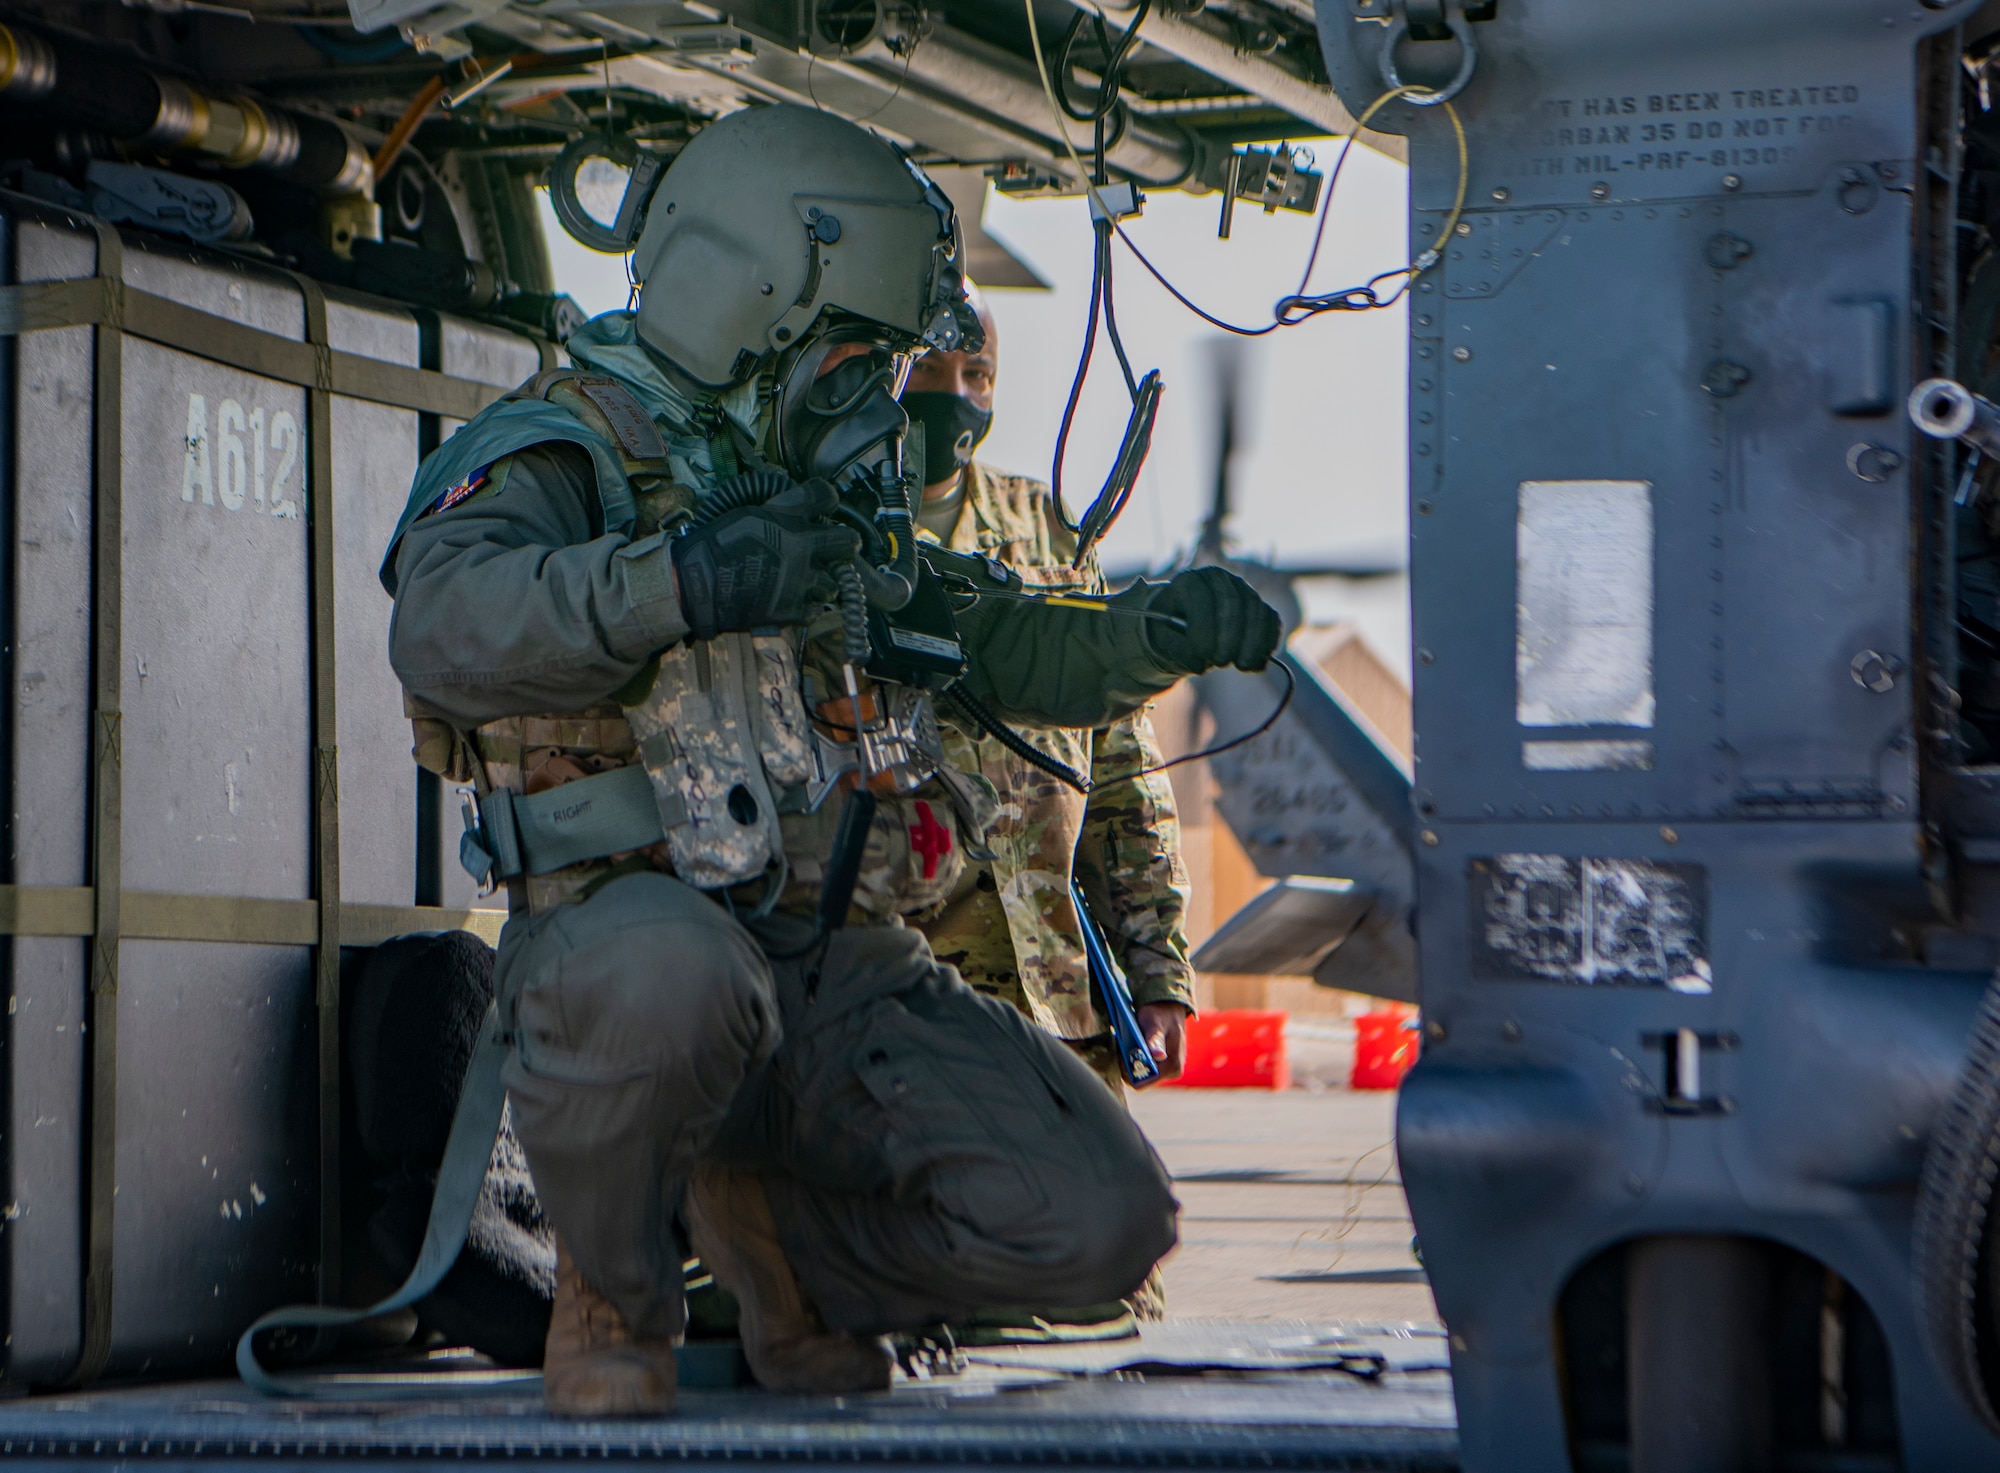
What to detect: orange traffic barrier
<box><xmin>1165</xmin><ymin>1010</ymin><xmax>1290</xmax><ymax>1089</ymax></box>
<box><xmin>1351</xmin><ymin>1007</ymin><xmax>1419</xmax><ymax>1090</ymax></box>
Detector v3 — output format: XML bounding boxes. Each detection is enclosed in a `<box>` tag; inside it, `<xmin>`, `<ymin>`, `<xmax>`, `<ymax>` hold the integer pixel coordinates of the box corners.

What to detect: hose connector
<box><xmin>1911</xmin><ymin>377</ymin><xmax>2000</xmax><ymax>458</ymax></box>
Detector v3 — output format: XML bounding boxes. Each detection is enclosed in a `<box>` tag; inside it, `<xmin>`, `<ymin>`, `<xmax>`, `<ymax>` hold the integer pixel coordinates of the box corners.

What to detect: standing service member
<box><xmin>906</xmin><ymin>291</ymin><xmax>1196</xmax><ymax>1090</ymax></box>
<box><xmin>904</xmin><ymin>290</ymin><xmax>1196</xmax><ymax>1336</ymax></box>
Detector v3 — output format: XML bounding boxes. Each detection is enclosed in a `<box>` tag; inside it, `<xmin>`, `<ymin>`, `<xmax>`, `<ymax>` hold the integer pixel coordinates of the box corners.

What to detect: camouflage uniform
<box><xmin>919</xmin><ymin>463</ymin><xmax>1196</xmax><ymax>1090</ymax></box>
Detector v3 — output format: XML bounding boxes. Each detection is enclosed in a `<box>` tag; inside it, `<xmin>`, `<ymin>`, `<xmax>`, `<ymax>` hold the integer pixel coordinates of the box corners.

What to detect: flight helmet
<box><xmin>632</xmin><ymin>104</ymin><xmax>982</xmax><ymax>390</ymax></box>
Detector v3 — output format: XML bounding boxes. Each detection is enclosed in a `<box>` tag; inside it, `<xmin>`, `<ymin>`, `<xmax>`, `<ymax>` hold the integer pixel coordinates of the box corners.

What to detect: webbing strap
<box><xmin>0</xmin><ymin>888</ymin><xmax>505</xmax><ymax>946</ymax></box>
<box><xmin>296</xmin><ymin>272</ymin><xmax>345</xmax><ymax>1308</ymax></box>
<box><xmin>461</xmin><ymin>764</ymin><xmax>684</xmax><ymax>884</ymax></box>
<box><xmin>235</xmin><ymin>1005</ymin><xmax>533</xmax><ymax>1399</ymax></box>
<box><xmin>69</xmin><ymin>216</ymin><xmax>125</xmax><ymax>1390</ymax></box>
<box><xmin>0</xmin><ymin>277</ymin><xmax>510</xmax><ymax>420</ymax></box>
<box><xmin>0</xmin><ymin>187</ymin><xmax>533</xmax><ymax>421</ymax></box>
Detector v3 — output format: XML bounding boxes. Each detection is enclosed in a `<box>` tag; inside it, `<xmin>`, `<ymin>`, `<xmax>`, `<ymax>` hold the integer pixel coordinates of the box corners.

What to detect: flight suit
<box><xmin>918</xmin><ymin>463</ymin><xmax>1196</xmax><ymax>1088</ymax></box>
<box><xmin>384</xmin><ymin>312</ymin><xmax>1182</xmax><ymax>1343</ymax></box>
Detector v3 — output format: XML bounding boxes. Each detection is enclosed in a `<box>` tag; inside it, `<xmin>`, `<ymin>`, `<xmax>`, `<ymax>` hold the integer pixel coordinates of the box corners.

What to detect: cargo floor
<box><xmin>0</xmin><ymin>1320</ymin><xmax>1457</xmax><ymax>1468</ymax></box>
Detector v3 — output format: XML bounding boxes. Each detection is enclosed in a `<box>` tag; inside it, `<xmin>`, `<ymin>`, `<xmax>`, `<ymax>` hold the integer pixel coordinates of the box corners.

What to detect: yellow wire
<box><xmin>1295</xmin><ymin>87</ymin><xmax>1468</xmax><ymax>289</ymax></box>
<box><xmin>1021</xmin><ymin>0</ymin><xmax>1470</xmax><ymax>305</ymax></box>
<box><xmin>1431</xmin><ymin>100</ymin><xmax>1469</xmax><ymax>274</ymax></box>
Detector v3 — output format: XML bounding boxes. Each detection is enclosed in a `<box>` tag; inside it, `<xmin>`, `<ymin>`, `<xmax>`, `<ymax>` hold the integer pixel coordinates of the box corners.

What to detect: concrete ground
<box><xmin>1128</xmin><ymin>1020</ymin><xmax>1440</xmax><ymax>1327</ymax></box>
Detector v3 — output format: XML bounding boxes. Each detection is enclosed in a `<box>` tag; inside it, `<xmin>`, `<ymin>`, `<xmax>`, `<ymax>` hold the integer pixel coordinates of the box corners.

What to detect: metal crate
<box><xmin>0</xmin><ymin>194</ymin><xmax>530</xmax><ymax>1386</ymax></box>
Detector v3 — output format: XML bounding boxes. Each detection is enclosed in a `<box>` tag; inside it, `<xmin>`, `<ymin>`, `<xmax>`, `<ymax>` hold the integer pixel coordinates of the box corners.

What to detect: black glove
<box><xmin>1139</xmin><ymin>566</ymin><xmax>1283</xmax><ymax>675</ymax></box>
<box><xmin>670</xmin><ymin>478</ymin><xmax>860</xmax><ymax>640</ymax></box>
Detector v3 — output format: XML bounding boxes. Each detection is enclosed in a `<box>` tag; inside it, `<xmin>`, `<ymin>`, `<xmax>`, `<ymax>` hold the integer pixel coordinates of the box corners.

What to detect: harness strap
<box><xmin>459</xmin><ymin>763</ymin><xmax>685</xmax><ymax>885</ymax></box>
<box><xmin>236</xmin><ymin>1005</ymin><xmax>528</xmax><ymax>1398</ymax></box>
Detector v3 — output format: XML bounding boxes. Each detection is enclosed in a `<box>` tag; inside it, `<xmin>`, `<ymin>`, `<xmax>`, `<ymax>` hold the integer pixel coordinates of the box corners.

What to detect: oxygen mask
<box><xmin>770</xmin><ymin>324</ymin><xmax>925</xmax><ymax>629</ymax></box>
<box><xmin>774</xmin><ymin>328</ymin><xmax>916</xmax><ymax>494</ymax></box>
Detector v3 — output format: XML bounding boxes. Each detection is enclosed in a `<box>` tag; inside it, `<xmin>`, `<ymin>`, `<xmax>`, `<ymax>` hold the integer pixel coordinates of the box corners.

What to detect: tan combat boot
<box><xmin>542</xmin><ymin>1237</ymin><xmax>678</xmax><ymax>1417</ymax></box>
<box><xmin>684</xmin><ymin>1165</ymin><xmax>893</xmax><ymax>1393</ymax></box>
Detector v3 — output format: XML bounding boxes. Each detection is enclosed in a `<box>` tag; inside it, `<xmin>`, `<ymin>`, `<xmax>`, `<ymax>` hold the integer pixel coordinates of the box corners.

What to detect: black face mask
<box><xmin>901</xmin><ymin>392</ymin><xmax>993</xmax><ymax>486</ymax></box>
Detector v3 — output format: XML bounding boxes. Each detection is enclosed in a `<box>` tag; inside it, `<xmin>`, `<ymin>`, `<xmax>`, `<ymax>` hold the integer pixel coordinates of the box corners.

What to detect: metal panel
<box><xmin>6</xmin><ymin>218</ymin><xmax>96</xmax><ymax>1383</ymax></box>
<box><xmin>440</xmin><ymin>316</ymin><xmax>541</xmax><ymax>395</ymax></box>
<box><xmin>107</xmin><ymin>940</ymin><xmax>315</xmax><ymax>1373</ymax></box>
<box><xmin>1198</xmin><ymin>656</ymin><xmax>1412</xmax><ymax>895</ymax></box>
<box><xmin>119</xmin><ymin>333</ymin><xmax>312</xmax><ymax>898</ymax></box>
<box><xmin>1311</xmin><ymin>0</ymin><xmax>1994</xmax><ymax>1466</ymax></box>
<box><xmin>1190</xmin><ymin>876</ymin><xmax>1372</xmax><ymax>976</ymax></box>
<box><xmin>1198</xmin><ymin>654</ymin><xmax>1418</xmax><ymax>999</ymax></box>
<box><xmin>106</xmin><ymin>240</ymin><xmax>317</xmax><ymax>1380</ymax></box>
<box><xmin>326</xmin><ymin>296</ymin><xmax>420</xmax><ymax>910</ymax></box>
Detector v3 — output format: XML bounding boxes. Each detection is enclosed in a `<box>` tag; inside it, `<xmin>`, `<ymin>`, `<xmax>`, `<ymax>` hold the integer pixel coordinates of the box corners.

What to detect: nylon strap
<box><xmin>235</xmin><ymin>1005</ymin><xmax>532</xmax><ymax>1399</ymax></box>
<box><xmin>0</xmin><ymin>889</ymin><xmax>504</xmax><ymax>945</ymax></box>
<box><xmin>0</xmin><ymin>277</ymin><xmax>509</xmax><ymax>421</ymax></box>
<box><xmin>0</xmin><ymin>187</ymin><xmax>531</xmax><ymax>421</ymax></box>
<box><xmin>68</xmin><ymin>216</ymin><xmax>125</xmax><ymax>1390</ymax></box>
<box><xmin>461</xmin><ymin>764</ymin><xmax>684</xmax><ymax>883</ymax></box>
<box><xmin>294</xmin><ymin>272</ymin><xmax>345</xmax><ymax>1308</ymax></box>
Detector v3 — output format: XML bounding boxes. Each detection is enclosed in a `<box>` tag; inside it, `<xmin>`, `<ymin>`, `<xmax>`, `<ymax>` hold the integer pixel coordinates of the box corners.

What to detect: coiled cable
<box><xmin>942</xmin><ymin>682</ymin><xmax>1091</xmax><ymax>794</ymax></box>
<box><xmin>691</xmin><ymin>468</ymin><xmax>793</xmax><ymax>524</ymax></box>
<box><xmin>834</xmin><ymin>561</ymin><xmax>872</xmax><ymax>664</ymax></box>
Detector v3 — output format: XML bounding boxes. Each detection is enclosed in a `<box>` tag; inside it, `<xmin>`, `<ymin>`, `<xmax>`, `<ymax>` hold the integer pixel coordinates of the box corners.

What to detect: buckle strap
<box><xmin>459</xmin><ymin>764</ymin><xmax>687</xmax><ymax>884</ymax></box>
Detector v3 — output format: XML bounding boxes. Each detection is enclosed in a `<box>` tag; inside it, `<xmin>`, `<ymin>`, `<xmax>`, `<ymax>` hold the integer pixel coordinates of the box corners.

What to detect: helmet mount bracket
<box><xmin>549</xmin><ymin>130</ymin><xmax>667</xmax><ymax>254</ymax></box>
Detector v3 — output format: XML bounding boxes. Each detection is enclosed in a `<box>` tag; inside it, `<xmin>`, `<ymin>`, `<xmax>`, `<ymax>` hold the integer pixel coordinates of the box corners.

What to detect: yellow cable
<box><xmin>1430</xmin><ymin>100</ymin><xmax>1469</xmax><ymax>274</ymax></box>
<box><xmin>1301</xmin><ymin>87</ymin><xmax>1468</xmax><ymax>288</ymax></box>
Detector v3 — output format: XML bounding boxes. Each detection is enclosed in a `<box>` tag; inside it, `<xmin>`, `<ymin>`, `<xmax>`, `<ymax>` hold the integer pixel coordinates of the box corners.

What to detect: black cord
<box><xmin>1099</xmin><ymin>222</ymin><xmax>1140</xmax><ymax>398</ymax></box>
<box><xmin>851</xmin><ymin>27</ymin><xmax>922</xmax><ymax>123</ymax></box>
<box><xmin>1052</xmin><ymin>89</ymin><xmax>1145</xmax><ymax>521</ymax></box>
<box><xmin>1051</xmin><ymin>217</ymin><xmax>1105</xmax><ymax>523</ymax></box>
<box><xmin>1057</xmin><ymin>12</ymin><xmax>1113</xmax><ymax>124</ymax></box>
<box><xmin>943</xmin><ymin>683</ymin><xmax>1092</xmax><ymax>794</ymax></box>
<box><xmin>1054</xmin><ymin>0</ymin><xmax>1151</xmax><ymax>125</ymax></box>
<box><xmin>1045</xmin><ymin>0</ymin><xmax>1150</xmax><ymax>520</ymax></box>
<box><xmin>1274</xmin><ymin>265</ymin><xmax>1417</xmax><ymax>325</ymax></box>
<box><xmin>1140</xmin><ymin>659</ymin><xmax>1295</xmax><ymax>776</ymax></box>
<box><xmin>1284</xmin><ymin>105</ymin><xmax>1379</xmax><ymax>310</ymax></box>
<box><xmin>1107</xmin><ymin>93</ymin><xmax>1412</xmax><ymax>334</ymax></box>
<box><xmin>1114</xmin><ymin>230</ymin><xmax>1280</xmax><ymax>337</ymax></box>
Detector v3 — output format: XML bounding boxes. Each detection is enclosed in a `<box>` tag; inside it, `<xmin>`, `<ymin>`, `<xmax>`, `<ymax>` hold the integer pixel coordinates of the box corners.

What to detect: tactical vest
<box><xmin>410</xmin><ymin>369</ymin><xmax>979</xmax><ymax>921</ymax></box>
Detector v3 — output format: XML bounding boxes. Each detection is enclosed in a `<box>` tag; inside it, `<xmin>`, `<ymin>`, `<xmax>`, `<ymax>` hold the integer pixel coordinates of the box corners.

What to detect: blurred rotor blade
<box><xmin>1273</xmin><ymin>560</ymin><xmax>1407</xmax><ymax>580</ymax></box>
<box><xmin>1194</xmin><ymin>335</ymin><xmax>1246</xmax><ymax>565</ymax></box>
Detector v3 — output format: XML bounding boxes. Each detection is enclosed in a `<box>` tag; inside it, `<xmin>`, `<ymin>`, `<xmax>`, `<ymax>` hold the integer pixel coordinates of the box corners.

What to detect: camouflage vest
<box><xmin>917</xmin><ymin>463</ymin><xmax>1194</xmax><ymax>1039</ymax></box>
<box><xmin>410</xmin><ymin>370</ymin><xmax>977</xmax><ymax>920</ymax></box>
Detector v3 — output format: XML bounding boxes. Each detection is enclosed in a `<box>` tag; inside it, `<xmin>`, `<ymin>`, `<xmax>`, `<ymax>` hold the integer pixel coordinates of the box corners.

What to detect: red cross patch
<box><xmin>909</xmin><ymin>800</ymin><xmax>952</xmax><ymax>879</ymax></box>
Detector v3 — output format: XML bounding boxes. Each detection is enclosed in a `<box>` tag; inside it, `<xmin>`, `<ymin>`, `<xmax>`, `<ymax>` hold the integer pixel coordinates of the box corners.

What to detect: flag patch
<box><xmin>419</xmin><ymin>464</ymin><xmax>494</xmax><ymax>520</ymax></box>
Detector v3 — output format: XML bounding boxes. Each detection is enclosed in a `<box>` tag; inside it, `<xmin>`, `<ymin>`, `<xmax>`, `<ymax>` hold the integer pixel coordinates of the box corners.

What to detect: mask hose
<box><xmin>690</xmin><ymin>468</ymin><xmax>795</xmax><ymax>523</ymax></box>
<box><xmin>777</xmin><ymin>346</ymin><xmax>922</xmax><ymax>612</ymax></box>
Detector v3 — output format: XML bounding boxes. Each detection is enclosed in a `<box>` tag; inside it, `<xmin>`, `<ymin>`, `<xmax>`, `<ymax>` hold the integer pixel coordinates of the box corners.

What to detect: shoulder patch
<box><xmin>417</xmin><ymin>461</ymin><xmax>499</xmax><ymax>521</ymax></box>
<box><xmin>576</xmin><ymin>378</ymin><xmax>670</xmax><ymax>461</ymax></box>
